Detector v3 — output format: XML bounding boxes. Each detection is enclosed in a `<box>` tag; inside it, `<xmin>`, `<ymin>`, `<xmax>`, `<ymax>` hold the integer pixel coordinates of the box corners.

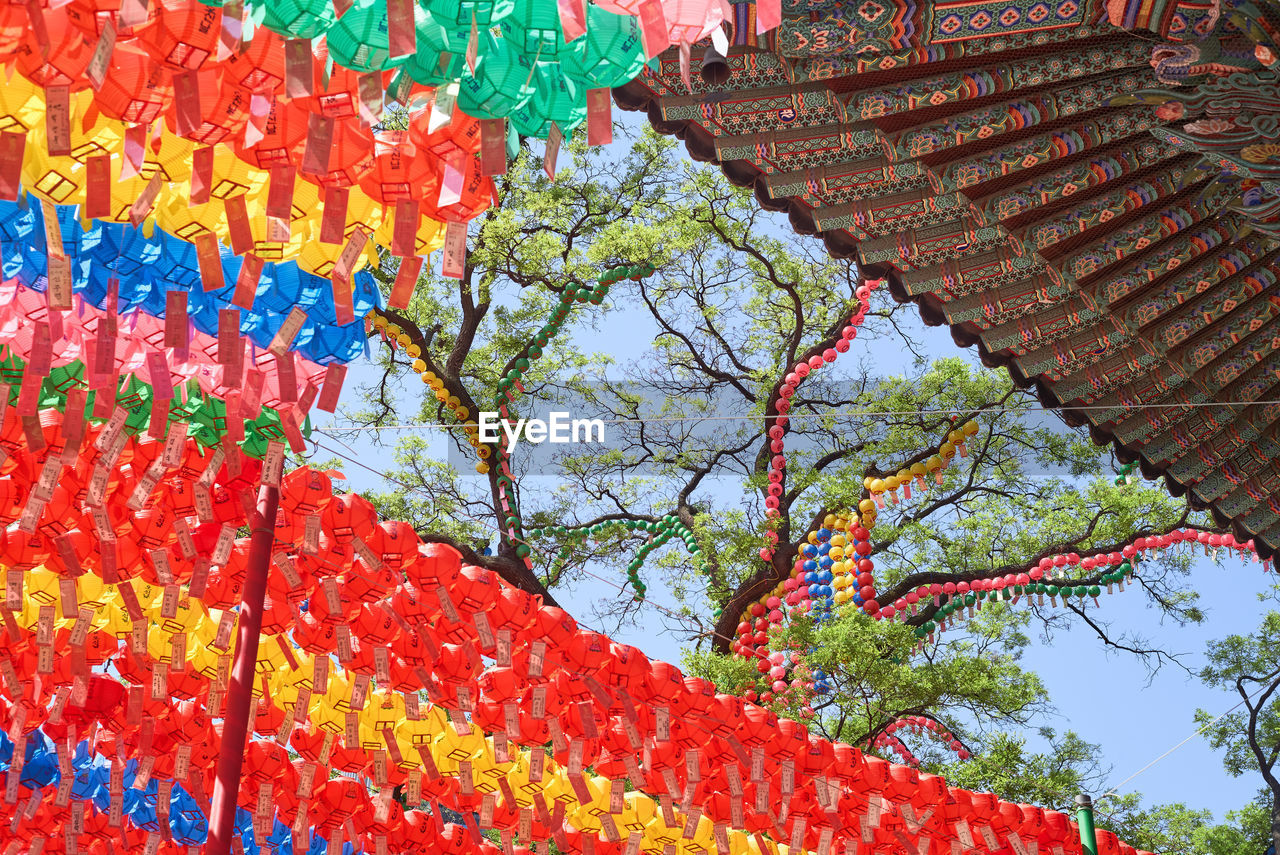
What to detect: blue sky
<box><xmin>311</xmin><ymin>118</ymin><xmax>1279</xmax><ymax>824</ymax></box>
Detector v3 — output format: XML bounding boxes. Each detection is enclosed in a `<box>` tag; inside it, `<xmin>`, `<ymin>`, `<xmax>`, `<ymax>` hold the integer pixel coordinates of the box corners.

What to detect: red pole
<box><xmin>207</xmin><ymin>483</ymin><xmax>280</xmax><ymax>855</ymax></box>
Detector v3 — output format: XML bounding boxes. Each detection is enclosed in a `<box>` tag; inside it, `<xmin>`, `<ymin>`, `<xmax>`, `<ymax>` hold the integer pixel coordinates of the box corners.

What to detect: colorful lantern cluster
<box><xmin>0</xmin><ymin>0</ymin><xmax>714</xmax><ymax>429</ymax></box>
<box><xmin>862</xmin><ymin>421</ymin><xmax>979</xmax><ymax>510</ymax></box>
<box><xmin>0</xmin><ymin>0</ymin><xmax>747</xmax><ymax>299</ymax></box>
<box><xmin>0</xmin><ymin>4</ymin><xmax>1170</xmax><ymax>844</ymax></box>
<box><xmin>734</xmin><ymin>334</ymin><xmax>1271</xmax><ymax>735</ymax></box>
<box><xmin>0</xmin><ymin>399</ymin><xmax>1159</xmax><ymax>855</ymax></box>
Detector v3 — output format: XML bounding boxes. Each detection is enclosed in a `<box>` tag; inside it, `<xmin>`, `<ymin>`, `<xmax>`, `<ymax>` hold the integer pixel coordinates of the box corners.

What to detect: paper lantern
<box><xmin>234</xmin><ymin>99</ymin><xmax>309</xmax><ymax>171</ymax></box>
<box><xmin>91</xmin><ymin>50</ymin><xmax>173</xmax><ymax>125</ymax></box>
<box><xmin>457</xmin><ymin>33</ymin><xmax>535</xmax><ymax>120</ymax></box>
<box><xmin>290</xmin><ymin>116</ymin><xmax>376</xmax><ymax>189</ymax></box>
<box><xmin>222</xmin><ymin>29</ymin><xmax>289</xmax><ymax>94</ymax></box>
<box><xmin>327</xmin><ymin>0</ymin><xmax>416</xmax><ymax>72</ymax></box>
<box><xmin>561</xmin><ymin>6</ymin><xmax>645</xmax><ymax>88</ymax></box>
<box><xmin>14</xmin><ymin>8</ymin><xmax>94</xmax><ymax>88</ymax></box>
<box><xmin>427</xmin><ymin>0</ymin><xmax>515</xmax><ymax>28</ymax></box>
<box><xmin>137</xmin><ymin>3</ymin><xmax>223</xmax><ymax>72</ymax></box>
<box><xmin>260</xmin><ymin>0</ymin><xmax>336</xmax><ymax>38</ymax></box>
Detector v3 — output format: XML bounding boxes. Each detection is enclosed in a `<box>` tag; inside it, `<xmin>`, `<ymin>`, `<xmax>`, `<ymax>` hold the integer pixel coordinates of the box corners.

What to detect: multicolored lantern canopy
<box><xmin>0</xmin><ymin>401</ymin><xmax>1159</xmax><ymax>855</ymax></box>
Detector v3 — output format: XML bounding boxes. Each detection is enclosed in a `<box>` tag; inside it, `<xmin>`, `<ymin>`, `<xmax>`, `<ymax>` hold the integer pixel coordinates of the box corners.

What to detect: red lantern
<box><xmin>137</xmin><ymin>3</ymin><xmax>222</xmax><ymax>71</ymax></box>
<box><xmin>282</xmin><ymin>466</ymin><xmax>334</xmax><ymax>515</ymax></box>
<box><xmin>290</xmin><ymin>114</ymin><xmax>376</xmax><ymax>189</ymax></box>
<box><xmin>344</xmin><ymin>560</ymin><xmax>399</xmax><ymax>603</ymax></box>
<box><xmin>14</xmin><ymin>8</ymin><xmax>94</xmax><ymax>89</ymax></box>
<box><xmin>293</xmin><ymin>611</ymin><xmax>339</xmax><ymax>654</ymax></box>
<box><xmin>222</xmin><ymin>28</ymin><xmax>287</xmax><ymax>94</ymax></box>
<box><xmin>316</xmin><ymin>778</ymin><xmax>372</xmax><ymax>828</ymax></box>
<box><xmin>352</xmin><ymin>601</ymin><xmax>400</xmax><ymax>646</ymax></box>
<box><xmin>323</xmin><ymin>492</ymin><xmax>378</xmax><ymax>544</ymax></box>
<box><xmin>297</xmin><ymin>532</ymin><xmax>353</xmax><ymax>578</ymax></box>
<box><xmin>365</xmin><ymin>520</ymin><xmax>421</xmax><ymax>572</ymax></box>
<box><xmin>408</xmin><ymin>542</ymin><xmax>464</xmax><ymax>588</ymax></box>
<box><xmin>390</xmin><ymin>582</ymin><xmax>443</xmax><ymax>628</ymax></box>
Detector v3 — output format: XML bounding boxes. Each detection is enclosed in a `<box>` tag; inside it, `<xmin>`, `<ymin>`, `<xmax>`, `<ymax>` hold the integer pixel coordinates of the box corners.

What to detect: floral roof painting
<box><xmin>617</xmin><ymin>0</ymin><xmax>1280</xmax><ymax>553</ymax></box>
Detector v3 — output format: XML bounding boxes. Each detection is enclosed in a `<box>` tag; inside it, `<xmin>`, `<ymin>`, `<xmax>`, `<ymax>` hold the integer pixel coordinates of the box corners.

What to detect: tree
<box><xmin>1105</xmin><ymin>793</ymin><xmax>1273</xmax><ymax>855</ymax></box>
<box><xmin>1196</xmin><ymin>607</ymin><xmax>1280</xmax><ymax>851</ymax></box>
<box><xmin>340</xmin><ymin>124</ymin><xmax>1220</xmax><ymax>787</ymax></box>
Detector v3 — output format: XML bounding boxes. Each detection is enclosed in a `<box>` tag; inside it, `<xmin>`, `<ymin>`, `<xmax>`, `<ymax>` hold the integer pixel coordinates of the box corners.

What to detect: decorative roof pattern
<box><xmin>617</xmin><ymin>0</ymin><xmax>1280</xmax><ymax>553</ymax></box>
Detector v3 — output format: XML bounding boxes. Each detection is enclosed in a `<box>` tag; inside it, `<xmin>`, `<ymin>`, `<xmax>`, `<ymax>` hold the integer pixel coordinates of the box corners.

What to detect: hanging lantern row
<box><xmin>1114</xmin><ymin>461</ymin><xmax>1138</xmax><ymax>486</ymax></box>
<box><xmin>879</xmin><ymin>717</ymin><xmax>970</xmax><ymax>763</ymax></box>
<box><xmin>0</xmin><ymin>351</ymin><xmax>308</xmax><ymax>458</ymax></box>
<box><xmin>0</xmin><ymin>75</ymin><xmax>469</xmax><ymax>275</ymax></box>
<box><xmin>525</xmin><ymin>515</ymin><xmax>705</xmax><ymax>601</ymax></box>
<box><xmin>761</xmin><ymin>282</ymin><xmax>880</xmax><ymax>564</ymax></box>
<box><xmin>860</xmin><ymin>419</ymin><xmax>981</xmax><ymax>508</ymax></box>
<box><xmin>0</xmin><ymin>195</ymin><xmax>379</xmax><ymax>369</ymax></box>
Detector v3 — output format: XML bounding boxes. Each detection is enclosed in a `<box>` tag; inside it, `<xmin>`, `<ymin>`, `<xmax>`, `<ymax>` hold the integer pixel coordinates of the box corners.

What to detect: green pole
<box><xmin>1075</xmin><ymin>794</ymin><xmax>1099</xmax><ymax>855</ymax></box>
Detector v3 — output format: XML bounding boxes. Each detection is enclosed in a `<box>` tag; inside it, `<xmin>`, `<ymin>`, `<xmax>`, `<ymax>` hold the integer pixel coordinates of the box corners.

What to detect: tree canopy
<box><xmin>330</xmin><ymin>123</ymin><xmax>1262</xmax><ymax>850</ymax></box>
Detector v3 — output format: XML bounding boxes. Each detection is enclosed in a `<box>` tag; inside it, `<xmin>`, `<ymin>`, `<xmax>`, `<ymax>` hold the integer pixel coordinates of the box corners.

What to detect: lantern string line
<box><xmin>308</xmin><ymin>438</ymin><xmax>723</xmax><ymax>646</ymax></box>
<box><xmin>314</xmin><ymin>397</ymin><xmax>1280</xmax><ymax>433</ymax></box>
<box><xmin>1098</xmin><ymin>678</ymin><xmax>1276</xmax><ymax>801</ymax></box>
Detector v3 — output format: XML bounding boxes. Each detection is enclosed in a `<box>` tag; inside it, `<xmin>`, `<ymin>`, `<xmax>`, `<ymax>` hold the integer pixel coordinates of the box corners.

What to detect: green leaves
<box><xmin>1107</xmin><ymin>793</ymin><xmax>1274</xmax><ymax>855</ymax></box>
<box><xmin>1196</xmin><ymin>608</ymin><xmax>1280</xmax><ymax>782</ymax></box>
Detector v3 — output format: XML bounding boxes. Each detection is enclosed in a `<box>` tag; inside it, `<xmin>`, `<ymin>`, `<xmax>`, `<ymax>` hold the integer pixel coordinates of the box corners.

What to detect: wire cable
<box><xmin>314</xmin><ymin>397</ymin><xmax>1280</xmax><ymax>433</ymax></box>
<box><xmin>1099</xmin><ymin>678</ymin><xmax>1276</xmax><ymax>800</ymax></box>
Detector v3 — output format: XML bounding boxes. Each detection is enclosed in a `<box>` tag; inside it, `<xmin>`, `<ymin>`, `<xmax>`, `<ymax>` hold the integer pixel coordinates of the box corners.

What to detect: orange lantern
<box><xmin>137</xmin><ymin>3</ymin><xmax>223</xmax><ymax>71</ymax></box>
<box><xmin>91</xmin><ymin>49</ymin><xmax>172</xmax><ymax>125</ymax></box>
<box><xmin>14</xmin><ymin>8</ymin><xmax>94</xmax><ymax>89</ymax></box>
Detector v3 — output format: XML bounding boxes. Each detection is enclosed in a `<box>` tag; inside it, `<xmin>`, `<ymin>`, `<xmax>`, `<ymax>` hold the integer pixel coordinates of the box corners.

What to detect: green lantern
<box><xmin>403</xmin><ymin>42</ymin><xmax>464</xmax><ymax>86</ymax></box>
<box><xmin>428</xmin><ymin>0</ymin><xmax>516</xmax><ymax>28</ymax></box>
<box><xmin>458</xmin><ymin>32</ymin><xmax>536</xmax><ymax>119</ymax></box>
<box><xmin>261</xmin><ymin>0</ymin><xmax>335</xmax><ymax>39</ymax></box>
<box><xmin>327</xmin><ymin>0</ymin><xmax>442</xmax><ymax>71</ymax></box>
<box><xmin>500</xmin><ymin>0</ymin><xmax>566</xmax><ymax>60</ymax></box>
<box><xmin>561</xmin><ymin>5</ymin><xmax>645</xmax><ymax>88</ymax></box>
<box><xmin>414</xmin><ymin>4</ymin><xmax>472</xmax><ymax>59</ymax></box>
<box><xmin>510</xmin><ymin>62</ymin><xmax>585</xmax><ymax>138</ymax></box>
<box><xmin>327</xmin><ymin>0</ymin><xmax>424</xmax><ymax>72</ymax></box>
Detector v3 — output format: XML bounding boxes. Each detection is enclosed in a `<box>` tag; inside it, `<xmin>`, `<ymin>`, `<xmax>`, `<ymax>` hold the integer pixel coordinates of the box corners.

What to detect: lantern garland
<box><xmin>1113</xmin><ymin>461</ymin><xmax>1138</xmax><ymax>486</ymax></box>
<box><xmin>740</xmin><ymin>502</ymin><xmax>1269</xmax><ymax>741</ymax></box>
<box><xmin>0</xmin><ymin>195</ymin><xmax>380</xmax><ymax>367</ymax></box>
<box><xmin>524</xmin><ymin>514</ymin><xmax>705</xmax><ymax>601</ymax></box>
<box><xmin>0</xmin><ymin>353</ymin><xmax>309</xmax><ymax>457</ymax></box>
<box><xmin>0</xmin><ymin>401</ymin><xmax>1160</xmax><ymax>855</ymax></box>
<box><xmin>861</xmin><ymin>421</ymin><xmax>980</xmax><ymax>510</ymax></box>
<box><xmin>760</xmin><ymin>282</ymin><xmax>878</xmax><ymax>563</ymax></box>
<box><xmin>734</xmin><ymin>331</ymin><xmax>1271</xmax><ymax>736</ymax></box>
<box><xmin>0</xmin><ymin>280</ymin><xmax>337</xmax><ymax>414</ymax></box>
<box><xmin>877</xmin><ymin>717</ymin><xmax>971</xmax><ymax>764</ymax></box>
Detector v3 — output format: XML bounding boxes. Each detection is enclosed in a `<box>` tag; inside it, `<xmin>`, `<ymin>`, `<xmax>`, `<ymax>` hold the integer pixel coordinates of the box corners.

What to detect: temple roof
<box><xmin>617</xmin><ymin>0</ymin><xmax>1280</xmax><ymax>554</ymax></box>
